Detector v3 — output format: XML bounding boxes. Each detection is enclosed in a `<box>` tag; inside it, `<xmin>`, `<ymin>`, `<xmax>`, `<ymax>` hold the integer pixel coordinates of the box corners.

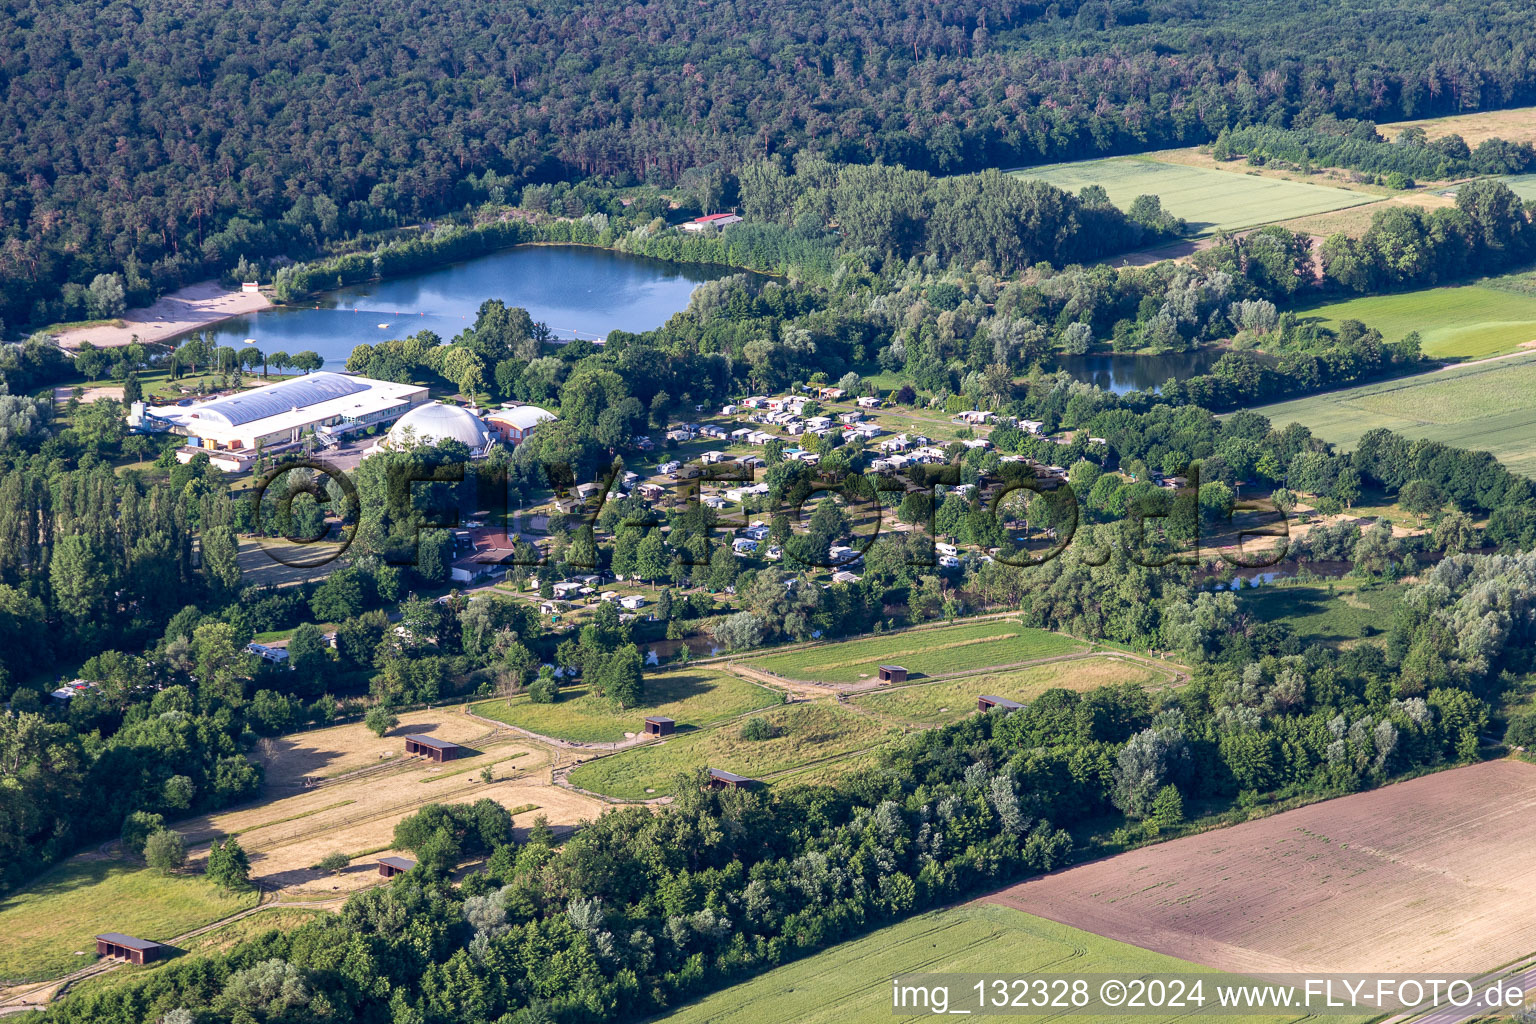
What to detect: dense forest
<box><xmin>6</xmin><ymin>0</ymin><xmax>1536</xmax><ymax>327</ymax></box>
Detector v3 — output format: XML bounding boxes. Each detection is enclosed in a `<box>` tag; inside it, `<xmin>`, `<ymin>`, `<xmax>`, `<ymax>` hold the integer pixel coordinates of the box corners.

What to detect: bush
<box><xmin>207</xmin><ymin>837</ymin><xmax>252</xmax><ymax>891</ymax></box>
<box><xmin>144</xmin><ymin>829</ymin><xmax>187</xmax><ymax>874</ymax></box>
<box><xmin>1505</xmin><ymin>712</ymin><xmax>1536</xmax><ymax>748</ymax></box>
<box><xmin>739</xmin><ymin>716</ymin><xmax>776</xmax><ymax>741</ymax></box>
<box><xmin>527</xmin><ymin>672</ymin><xmax>560</xmax><ymax>703</ymax></box>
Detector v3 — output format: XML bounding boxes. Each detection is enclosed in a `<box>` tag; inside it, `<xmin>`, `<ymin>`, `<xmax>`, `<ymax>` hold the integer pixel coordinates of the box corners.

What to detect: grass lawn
<box><xmin>747</xmin><ymin>620</ymin><xmax>1084</xmax><ymax>684</ymax></box>
<box><xmin>0</xmin><ymin>859</ymin><xmax>260</xmax><ymax>983</ymax></box>
<box><xmin>567</xmin><ymin>701</ymin><xmax>896</xmax><ymax>798</ymax></box>
<box><xmin>61</xmin><ymin>908</ymin><xmax>330</xmax><ymax>1000</ymax></box>
<box><xmin>1242</xmin><ymin>352</ymin><xmax>1536</xmax><ymax>476</ymax></box>
<box><xmin>1290</xmin><ymin>283</ymin><xmax>1536</xmax><ymax>358</ymax></box>
<box><xmin>657</xmin><ymin>903</ymin><xmax>1365</xmax><ymax>1024</ymax></box>
<box><xmin>471</xmin><ymin>670</ymin><xmax>779</xmax><ymax>743</ymax></box>
<box><xmin>855</xmin><ymin>656</ymin><xmax>1173</xmax><ymax>726</ymax></box>
<box><xmin>1235</xmin><ymin>580</ymin><xmax>1403</xmax><ymax>647</ymax></box>
<box><xmin>1014</xmin><ymin>156</ymin><xmax>1375</xmax><ymax>236</ymax></box>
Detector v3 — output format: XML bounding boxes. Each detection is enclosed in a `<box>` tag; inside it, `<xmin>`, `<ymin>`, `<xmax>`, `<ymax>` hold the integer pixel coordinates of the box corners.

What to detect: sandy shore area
<box><xmin>53</xmin><ymin>280</ymin><xmax>272</xmax><ymax>350</ymax></box>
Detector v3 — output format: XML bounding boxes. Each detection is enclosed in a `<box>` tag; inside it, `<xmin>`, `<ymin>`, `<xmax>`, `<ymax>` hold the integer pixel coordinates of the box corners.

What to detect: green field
<box><xmin>0</xmin><ymin>859</ymin><xmax>260</xmax><ymax>983</ymax></box>
<box><xmin>1015</xmin><ymin>156</ymin><xmax>1375</xmax><ymax>235</ymax></box>
<box><xmin>658</xmin><ymin>903</ymin><xmax>1366</xmax><ymax>1024</ymax></box>
<box><xmin>747</xmin><ymin>620</ymin><xmax>1084</xmax><ymax>684</ymax></box>
<box><xmin>854</xmin><ymin>656</ymin><xmax>1171</xmax><ymax>726</ymax></box>
<box><xmin>1292</xmin><ymin>283</ymin><xmax>1536</xmax><ymax>358</ymax></box>
<box><xmin>471</xmin><ymin>670</ymin><xmax>779</xmax><ymax>743</ymax></box>
<box><xmin>1492</xmin><ymin>174</ymin><xmax>1536</xmax><ymax>202</ymax></box>
<box><xmin>1235</xmin><ymin>581</ymin><xmax>1403</xmax><ymax>648</ymax></box>
<box><xmin>61</xmin><ymin>908</ymin><xmax>330</xmax><ymax>1000</ymax></box>
<box><xmin>566</xmin><ymin>701</ymin><xmax>896</xmax><ymax>798</ymax></box>
<box><xmin>1244</xmin><ymin>352</ymin><xmax>1536</xmax><ymax>476</ymax></box>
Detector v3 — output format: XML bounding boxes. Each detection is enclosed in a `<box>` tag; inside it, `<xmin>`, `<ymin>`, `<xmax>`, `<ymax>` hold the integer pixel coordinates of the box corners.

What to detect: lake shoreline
<box><xmin>51</xmin><ymin>281</ymin><xmax>273</xmax><ymax>351</ymax></box>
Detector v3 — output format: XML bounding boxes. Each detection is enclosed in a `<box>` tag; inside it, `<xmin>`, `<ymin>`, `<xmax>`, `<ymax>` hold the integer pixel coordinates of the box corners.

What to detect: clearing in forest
<box><xmin>1014</xmin><ymin>156</ymin><xmax>1376</xmax><ymax>235</ymax></box>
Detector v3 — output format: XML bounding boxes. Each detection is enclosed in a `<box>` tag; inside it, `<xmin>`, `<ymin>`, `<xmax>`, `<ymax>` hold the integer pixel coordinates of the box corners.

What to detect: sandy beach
<box><xmin>52</xmin><ymin>280</ymin><xmax>272</xmax><ymax>350</ymax></box>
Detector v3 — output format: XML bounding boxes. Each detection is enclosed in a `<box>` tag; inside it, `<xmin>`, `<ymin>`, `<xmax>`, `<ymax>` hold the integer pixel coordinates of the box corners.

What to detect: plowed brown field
<box><xmin>984</xmin><ymin>760</ymin><xmax>1536</xmax><ymax>974</ymax></box>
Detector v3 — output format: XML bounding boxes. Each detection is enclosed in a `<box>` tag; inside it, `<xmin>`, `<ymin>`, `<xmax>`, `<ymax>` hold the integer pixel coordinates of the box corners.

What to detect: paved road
<box><xmin>1398</xmin><ymin>963</ymin><xmax>1536</xmax><ymax>1024</ymax></box>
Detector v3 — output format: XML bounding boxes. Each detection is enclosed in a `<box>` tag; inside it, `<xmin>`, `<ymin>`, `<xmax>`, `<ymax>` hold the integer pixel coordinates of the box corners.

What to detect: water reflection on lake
<box><xmin>1053</xmin><ymin>349</ymin><xmax>1224</xmax><ymax>394</ymax></box>
<box><xmin>197</xmin><ymin>245</ymin><xmax>741</xmax><ymax>369</ymax></box>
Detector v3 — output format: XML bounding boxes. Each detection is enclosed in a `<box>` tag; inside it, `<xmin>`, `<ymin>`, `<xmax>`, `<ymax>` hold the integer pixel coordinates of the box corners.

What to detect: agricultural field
<box><xmin>746</xmin><ymin>620</ymin><xmax>1084</xmax><ymax>684</ymax></box>
<box><xmin>658</xmin><ymin>903</ymin><xmax>1366</xmax><ymax>1024</ymax></box>
<box><xmin>1291</xmin><ymin>283</ymin><xmax>1536</xmax><ymax>358</ymax></box>
<box><xmin>0</xmin><ymin>859</ymin><xmax>260</xmax><ymax>984</ymax></box>
<box><xmin>1381</xmin><ymin>104</ymin><xmax>1536</xmax><ymax>147</ymax></box>
<box><xmin>854</xmin><ymin>655</ymin><xmax>1174</xmax><ymax>726</ymax></box>
<box><xmin>1245</xmin><ymin>352</ymin><xmax>1536</xmax><ymax>477</ymax></box>
<box><xmin>1273</xmin><ymin>191</ymin><xmax>1450</xmax><ymax>239</ymax></box>
<box><xmin>988</xmin><ymin>760</ymin><xmax>1536</xmax><ymax>975</ymax></box>
<box><xmin>1015</xmin><ymin>156</ymin><xmax>1376</xmax><ymax>235</ymax></box>
<box><xmin>566</xmin><ymin>701</ymin><xmax>896</xmax><ymax>799</ymax></box>
<box><xmin>1234</xmin><ymin>581</ymin><xmax>1402</xmax><ymax>648</ymax></box>
<box><xmin>471</xmin><ymin>670</ymin><xmax>779</xmax><ymax>743</ymax></box>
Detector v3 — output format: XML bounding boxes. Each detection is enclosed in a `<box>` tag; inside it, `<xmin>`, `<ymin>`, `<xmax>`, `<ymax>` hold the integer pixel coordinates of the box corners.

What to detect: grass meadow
<box><xmin>566</xmin><ymin>701</ymin><xmax>896</xmax><ymax>798</ymax></box>
<box><xmin>746</xmin><ymin>620</ymin><xmax>1084</xmax><ymax>684</ymax></box>
<box><xmin>471</xmin><ymin>670</ymin><xmax>779</xmax><ymax>743</ymax></box>
<box><xmin>854</xmin><ymin>656</ymin><xmax>1173</xmax><ymax>726</ymax></box>
<box><xmin>1292</xmin><ymin>283</ymin><xmax>1536</xmax><ymax>358</ymax></box>
<box><xmin>1014</xmin><ymin>156</ymin><xmax>1375</xmax><ymax>235</ymax></box>
<box><xmin>60</xmin><ymin>908</ymin><xmax>330</xmax><ymax>1000</ymax></box>
<box><xmin>0</xmin><ymin>859</ymin><xmax>260</xmax><ymax>983</ymax></box>
<box><xmin>1243</xmin><ymin>352</ymin><xmax>1536</xmax><ymax>476</ymax></box>
<box><xmin>657</xmin><ymin>903</ymin><xmax>1367</xmax><ymax>1024</ymax></box>
<box><xmin>1235</xmin><ymin>581</ymin><xmax>1403</xmax><ymax>648</ymax></box>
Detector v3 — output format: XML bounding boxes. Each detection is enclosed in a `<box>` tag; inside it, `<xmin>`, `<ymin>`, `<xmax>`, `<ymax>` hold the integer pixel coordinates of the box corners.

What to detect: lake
<box><xmin>199</xmin><ymin>245</ymin><xmax>739</xmax><ymax>368</ymax></box>
<box><xmin>1054</xmin><ymin>349</ymin><xmax>1224</xmax><ymax>394</ymax></box>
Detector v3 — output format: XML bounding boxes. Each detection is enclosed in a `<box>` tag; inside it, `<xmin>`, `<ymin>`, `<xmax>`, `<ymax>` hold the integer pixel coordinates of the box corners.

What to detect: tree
<box><xmin>86</xmin><ymin>273</ymin><xmax>127</xmax><ymax>319</ymax></box>
<box><xmin>144</xmin><ymin>829</ymin><xmax>187</xmax><ymax>874</ymax></box>
<box><xmin>1111</xmin><ymin>712</ymin><xmax>1189</xmax><ymax>818</ymax></box>
<box><xmin>220</xmin><ymin>959</ymin><xmax>310</xmax><ymax>1013</ymax></box>
<box><xmin>711</xmin><ymin>611</ymin><xmax>766</xmax><ymax>650</ymax></box>
<box><xmin>1434</xmin><ymin>510</ymin><xmax>1476</xmax><ymax>553</ymax></box>
<box><xmin>595</xmin><ymin>644</ymin><xmax>644</xmax><ymax>708</ymax></box>
<box><xmin>1399</xmin><ymin>479</ymin><xmax>1442</xmax><ymax>525</ymax></box>
<box><xmin>1148</xmin><ymin>784</ymin><xmax>1184</xmax><ymax>833</ymax></box>
<box><xmin>162</xmin><ymin>775</ymin><xmax>196</xmax><ymax>811</ymax></box>
<box><xmin>365</xmin><ymin>705</ymin><xmax>400</xmax><ymax>737</ymax></box>
<box><xmin>633</xmin><ymin>530</ymin><xmax>670</xmax><ymax>587</ymax></box>
<box><xmin>316</xmin><ymin>852</ymin><xmax>350</xmax><ymax>875</ymax></box>
<box><xmin>122</xmin><ymin>810</ymin><xmax>166</xmax><ymax>856</ymax></box>
<box><xmin>287</xmin><ymin>623</ymin><xmax>329</xmax><ymax>693</ymax></box>
<box><xmin>207</xmin><ymin>837</ymin><xmax>252</xmax><ymax>890</ymax></box>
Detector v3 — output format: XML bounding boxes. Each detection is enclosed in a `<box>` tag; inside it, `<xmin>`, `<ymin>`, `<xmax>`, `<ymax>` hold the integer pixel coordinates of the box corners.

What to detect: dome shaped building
<box><xmin>375</xmin><ymin>402</ymin><xmax>495</xmax><ymax>456</ymax></box>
